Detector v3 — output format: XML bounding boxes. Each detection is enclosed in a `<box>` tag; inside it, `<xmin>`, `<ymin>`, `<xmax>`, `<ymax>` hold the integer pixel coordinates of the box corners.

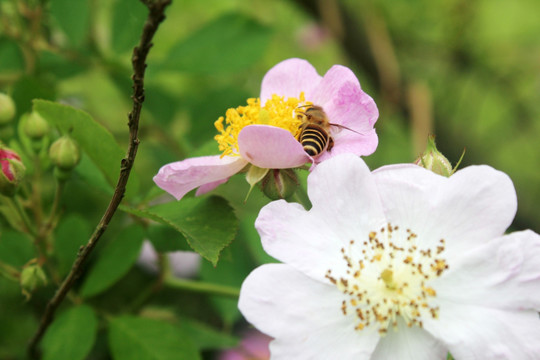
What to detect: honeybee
<box><xmin>295</xmin><ymin>105</ymin><xmax>360</xmax><ymax>157</ymax></box>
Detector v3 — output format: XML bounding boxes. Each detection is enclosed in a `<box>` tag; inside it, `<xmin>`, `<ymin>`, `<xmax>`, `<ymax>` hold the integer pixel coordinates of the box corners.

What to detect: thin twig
<box><xmin>27</xmin><ymin>0</ymin><xmax>172</xmax><ymax>357</ymax></box>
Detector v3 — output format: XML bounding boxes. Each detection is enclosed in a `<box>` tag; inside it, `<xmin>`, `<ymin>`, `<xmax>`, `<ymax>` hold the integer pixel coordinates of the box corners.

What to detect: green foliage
<box><xmin>123</xmin><ymin>196</ymin><xmax>238</xmax><ymax>266</ymax></box>
<box><xmin>111</xmin><ymin>0</ymin><xmax>147</xmax><ymax>54</ymax></box>
<box><xmin>49</xmin><ymin>0</ymin><xmax>90</xmax><ymax>47</ymax></box>
<box><xmin>41</xmin><ymin>305</ymin><xmax>98</xmax><ymax>360</ymax></box>
<box><xmin>54</xmin><ymin>215</ymin><xmax>92</xmax><ymax>276</ymax></box>
<box><xmin>0</xmin><ymin>0</ymin><xmax>538</xmax><ymax>358</ymax></box>
<box><xmin>0</xmin><ymin>231</ymin><xmax>35</xmax><ymax>267</ymax></box>
<box><xmin>0</xmin><ymin>37</ymin><xmax>25</xmax><ymax>73</ymax></box>
<box><xmin>33</xmin><ymin>100</ymin><xmax>128</xmax><ymax>190</ymax></box>
<box><xmin>108</xmin><ymin>316</ymin><xmax>200</xmax><ymax>360</ymax></box>
<box><xmin>80</xmin><ymin>225</ymin><xmax>145</xmax><ymax>298</ymax></box>
<box><xmin>161</xmin><ymin>13</ymin><xmax>272</xmax><ymax>74</ymax></box>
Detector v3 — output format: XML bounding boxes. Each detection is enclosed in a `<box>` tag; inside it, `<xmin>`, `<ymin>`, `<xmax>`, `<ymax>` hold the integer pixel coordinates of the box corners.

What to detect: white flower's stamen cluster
<box><xmin>325</xmin><ymin>223</ymin><xmax>449</xmax><ymax>335</ymax></box>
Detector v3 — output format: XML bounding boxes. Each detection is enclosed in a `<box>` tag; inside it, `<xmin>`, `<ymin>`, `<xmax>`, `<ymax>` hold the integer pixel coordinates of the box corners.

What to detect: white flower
<box><xmin>238</xmin><ymin>154</ymin><xmax>540</xmax><ymax>359</ymax></box>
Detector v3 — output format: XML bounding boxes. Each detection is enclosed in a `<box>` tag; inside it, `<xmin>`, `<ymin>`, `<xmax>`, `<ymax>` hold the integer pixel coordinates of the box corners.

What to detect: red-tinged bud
<box><xmin>0</xmin><ymin>93</ymin><xmax>16</xmax><ymax>125</ymax></box>
<box><xmin>260</xmin><ymin>168</ymin><xmax>299</xmax><ymax>200</ymax></box>
<box><xmin>0</xmin><ymin>144</ymin><xmax>26</xmax><ymax>197</ymax></box>
<box><xmin>414</xmin><ymin>135</ymin><xmax>453</xmax><ymax>177</ymax></box>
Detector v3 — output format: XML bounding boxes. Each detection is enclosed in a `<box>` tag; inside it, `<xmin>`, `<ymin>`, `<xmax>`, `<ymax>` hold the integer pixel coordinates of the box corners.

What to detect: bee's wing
<box><xmin>329</xmin><ymin>123</ymin><xmax>363</xmax><ymax>135</ymax></box>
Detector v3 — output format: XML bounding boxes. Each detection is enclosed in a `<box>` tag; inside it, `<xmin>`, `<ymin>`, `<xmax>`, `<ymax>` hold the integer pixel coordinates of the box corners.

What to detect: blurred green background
<box><xmin>2</xmin><ymin>0</ymin><xmax>538</xmax><ymax>230</ymax></box>
<box><xmin>1</xmin><ymin>0</ymin><xmax>539</xmax><ymax>358</ymax></box>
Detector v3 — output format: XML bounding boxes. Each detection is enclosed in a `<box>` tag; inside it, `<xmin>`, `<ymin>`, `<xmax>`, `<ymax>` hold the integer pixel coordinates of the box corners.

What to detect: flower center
<box><xmin>325</xmin><ymin>223</ymin><xmax>449</xmax><ymax>335</ymax></box>
<box><xmin>214</xmin><ymin>93</ymin><xmax>306</xmax><ymax>157</ymax></box>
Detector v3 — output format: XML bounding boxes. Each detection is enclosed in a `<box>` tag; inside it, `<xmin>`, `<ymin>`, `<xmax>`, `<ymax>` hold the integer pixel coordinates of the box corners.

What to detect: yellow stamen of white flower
<box><xmin>326</xmin><ymin>223</ymin><xmax>448</xmax><ymax>335</ymax></box>
<box><xmin>214</xmin><ymin>93</ymin><xmax>307</xmax><ymax>158</ymax></box>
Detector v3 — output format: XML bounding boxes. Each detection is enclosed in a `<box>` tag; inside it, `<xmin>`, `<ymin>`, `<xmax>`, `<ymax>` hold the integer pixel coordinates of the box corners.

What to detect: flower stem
<box><xmin>12</xmin><ymin>196</ymin><xmax>36</xmax><ymax>236</ymax></box>
<box><xmin>164</xmin><ymin>276</ymin><xmax>240</xmax><ymax>298</ymax></box>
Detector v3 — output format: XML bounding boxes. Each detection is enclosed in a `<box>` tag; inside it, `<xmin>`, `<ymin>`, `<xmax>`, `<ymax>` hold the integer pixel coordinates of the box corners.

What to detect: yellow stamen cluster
<box><xmin>325</xmin><ymin>223</ymin><xmax>449</xmax><ymax>335</ymax></box>
<box><xmin>214</xmin><ymin>93</ymin><xmax>306</xmax><ymax>157</ymax></box>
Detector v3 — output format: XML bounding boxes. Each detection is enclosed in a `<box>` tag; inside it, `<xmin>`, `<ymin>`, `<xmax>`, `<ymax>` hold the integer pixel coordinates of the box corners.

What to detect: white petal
<box><xmin>433</xmin><ymin>230</ymin><xmax>540</xmax><ymax>310</ymax></box>
<box><xmin>238</xmin><ymin>264</ymin><xmax>380</xmax><ymax>359</ymax></box>
<box><xmin>307</xmin><ymin>154</ymin><xmax>386</xmax><ymax>234</ymax></box>
<box><xmin>256</xmin><ymin>154</ymin><xmax>386</xmax><ymax>281</ymax></box>
<box><xmin>371</xmin><ymin>318</ymin><xmax>447</xmax><ymax>360</ymax></box>
<box><xmin>372</xmin><ymin>163</ymin><xmax>517</xmax><ymax>259</ymax></box>
<box><xmin>256</xmin><ymin>200</ymin><xmax>348</xmax><ymax>282</ymax></box>
<box><xmin>424</xmin><ymin>302</ymin><xmax>540</xmax><ymax>359</ymax></box>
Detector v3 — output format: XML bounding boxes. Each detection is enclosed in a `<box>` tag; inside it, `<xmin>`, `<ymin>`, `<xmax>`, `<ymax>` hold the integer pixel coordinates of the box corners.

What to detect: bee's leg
<box><xmin>327</xmin><ymin>137</ymin><xmax>335</xmax><ymax>152</ymax></box>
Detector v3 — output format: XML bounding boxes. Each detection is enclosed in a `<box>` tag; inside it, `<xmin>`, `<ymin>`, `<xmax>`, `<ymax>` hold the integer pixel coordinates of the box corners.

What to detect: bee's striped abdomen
<box><xmin>300</xmin><ymin>124</ymin><xmax>330</xmax><ymax>156</ymax></box>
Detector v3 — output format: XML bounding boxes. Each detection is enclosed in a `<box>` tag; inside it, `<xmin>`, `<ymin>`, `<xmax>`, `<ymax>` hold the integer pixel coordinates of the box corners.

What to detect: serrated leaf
<box><xmin>49</xmin><ymin>0</ymin><xmax>90</xmax><ymax>47</ymax></box>
<box><xmin>54</xmin><ymin>215</ymin><xmax>92</xmax><ymax>276</ymax></box>
<box><xmin>42</xmin><ymin>305</ymin><xmax>97</xmax><ymax>360</ymax></box>
<box><xmin>80</xmin><ymin>225</ymin><xmax>144</xmax><ymax>298</ymax></box>
<box><xmin>111</xmin><ymin>0</ymin><xmax>147</xmax><ymax>53</ymax></box>
<box><xmin>108</xmin><ymin>316</ymin><xmax>200</xmax><ymax>360</ymax></box>
<box><xmin>122</xmin><ymin>196</ymin><xmax>238</xmax><ymax>265</ymax></box>
<box><xmin>161</xmin><ymin>13</ymin><xmax>272</xmax><ymax>74</ymax></box>
<box><xmin>147</xmin><ymin>224</ymin><xmax>190</xmax><ymax>253</ymax></box>
<box><xmin>32</xmin><ymin>100</ymin><xmax>137</xmax><ymax>195</ymax></box>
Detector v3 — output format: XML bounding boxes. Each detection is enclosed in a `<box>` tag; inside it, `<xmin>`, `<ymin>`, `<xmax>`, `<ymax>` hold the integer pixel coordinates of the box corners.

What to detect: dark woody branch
<box><xmin>27</xmin><ymin>0</ymin><xmax>172</xmax><ymax>357</ymax></box>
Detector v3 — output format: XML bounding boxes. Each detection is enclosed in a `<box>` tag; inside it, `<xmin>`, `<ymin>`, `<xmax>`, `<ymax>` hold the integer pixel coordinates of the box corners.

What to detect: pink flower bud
<box><xmin>0</xmin><ymin>145</ymin><xmax>26</xmax><ymax>197</ymax></box>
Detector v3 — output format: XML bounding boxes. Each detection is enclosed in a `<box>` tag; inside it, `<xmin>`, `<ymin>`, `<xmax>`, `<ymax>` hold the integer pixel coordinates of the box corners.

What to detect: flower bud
<box><xmin>414</xmin><ymin>135</ymin><xmax>453</xmax><ymax>177</ymax></box>
<box><xmin>260</xmin><ymin>169</ymin><xmax>299</xmax><ymax>200</ymax></box>
<box><xmin>0</xmin><ymin>93</ymin><xmax>16</xmax><ymax>125</ymax></box>
<box><xmin>0</xmin><ymin>144</ymin><xmax>26</xmax><ymax>197</ymax></box>
<box><xmin>49</xmin><ymin>135</ymin><xmax>81</xmax><ymax>173</ymax></box>
<box><xmin>23</xmin><ymin>111</ymin><xmax>49</xmax><ymax>140</ymax></box>
<box><xmin>20</xmin><ymin>263</ymin><xmax>47</xmax><ymax>299</ymax></box>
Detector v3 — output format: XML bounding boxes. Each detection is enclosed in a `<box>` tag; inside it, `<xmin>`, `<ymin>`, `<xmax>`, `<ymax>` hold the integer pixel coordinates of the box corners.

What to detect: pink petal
<box><xmin>260</xmin><ymin>58</ymin><xmax>321</xmax><ymax>104</ymax></box>
<box><xmin>310</xmin><ymin>64</ymin><xmax>361</xmax><ymax>108</ymax></box>
<box><xmin>195</xmin><ymin>178</ymin><xmax>229</xmax><ymax>196</ymax></box>
<box><xmin>315</xmin><ymin>129</ymin><xmax>379</xmax><ymax>163</ymax></box>
<box><xmin>153</xmin><ymin>155</ymin><xmax>248</xmax><ymax>200</ymax></box>
<box><xmin>238</xmin><ymin>125</ymin><xmax>311</xmax><ymax>169</ymax></box>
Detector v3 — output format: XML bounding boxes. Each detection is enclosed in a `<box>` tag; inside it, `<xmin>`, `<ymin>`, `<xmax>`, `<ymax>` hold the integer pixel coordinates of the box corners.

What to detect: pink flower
<box><xmin>219</xmin><ymin>329</ymin><xmax>271</xmax><ymax>360</ymax></box>
<box><xmin>154</xmin><ymin>58</ymin><xmax>378</xmax><ymax>200</ymax></box>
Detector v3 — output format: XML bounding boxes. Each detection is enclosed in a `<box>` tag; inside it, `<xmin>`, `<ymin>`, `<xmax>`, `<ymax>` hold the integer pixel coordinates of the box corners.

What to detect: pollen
<box><xmin>214</xmin><ymin>93</ymin><xmax>307</xmax><ymax>158</ymax></box>
<box><xmin>325</xmin><ymin>223</ymin><xmax>448</xmax><ymax>335</ymax></box>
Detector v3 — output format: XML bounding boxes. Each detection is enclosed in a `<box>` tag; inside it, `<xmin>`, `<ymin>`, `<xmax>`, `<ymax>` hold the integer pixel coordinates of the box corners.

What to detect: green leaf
<box><xmin>200</xmin><ymin>236</ymin><xmax>253</xmax><ymax>326</ymax></box>
<box><xmin>147</xmin><ymin>224</ymin><xmax>190</xmax><ymax>253</ymax></box>
<box><xmin>111</xmin><ymin>0</ymin><xmax>147</xmax><ymax>53</ymax></box>
<box><xmin>161</xmin><ymin>13</ymin><xmax>272</xmax><ymax>74</ymax></box>
<box><xmin>178</xmin><ymin>318</ymin><xmax>238</xmax><ymax>351</ymax></box>
<box><xmin>108</xmin><ymin>316</ymin><xmax>200</xmax><ymax>360</ymax></box>
<box><xmin>41</xmin><ymin>305</ymin><xmax>97</xmax><ymax>360</ymax></box>
<box><xmin>0</xmin><ymin>231</ymin><xmax>35</xmax><ymax>267</ymax></box>
<box><xmin>0</xmin><ymin>37</ymin><xmax>25</xmax><ymax>73</ymax></box>
<box><xmin>80</xmin><ymin>225</ymin><xmax>144</xmax><ymax>298</ymax></box>
<box><xmin>122</xmin><ymin>196</ymin><xmax>238</xmax><ymax>265</ymax></box>
<box><xmin>12</xmin><ymin>76</ymin><xmax>56</xmax><ymax>116</ymax></box>
<box><xmin>32</xmin><ymin>100</ymin><xmax>135</xmax><ymax>194</ymax></box>
<box><xmin>54</xmin><ymin>215</ymin><xmax>92</xmax><ymax>277</ymax></box>
<box><xmin>49</xmin><ymin>0</ymin><xmax>90</xmax><ymax>47</ymax></box>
